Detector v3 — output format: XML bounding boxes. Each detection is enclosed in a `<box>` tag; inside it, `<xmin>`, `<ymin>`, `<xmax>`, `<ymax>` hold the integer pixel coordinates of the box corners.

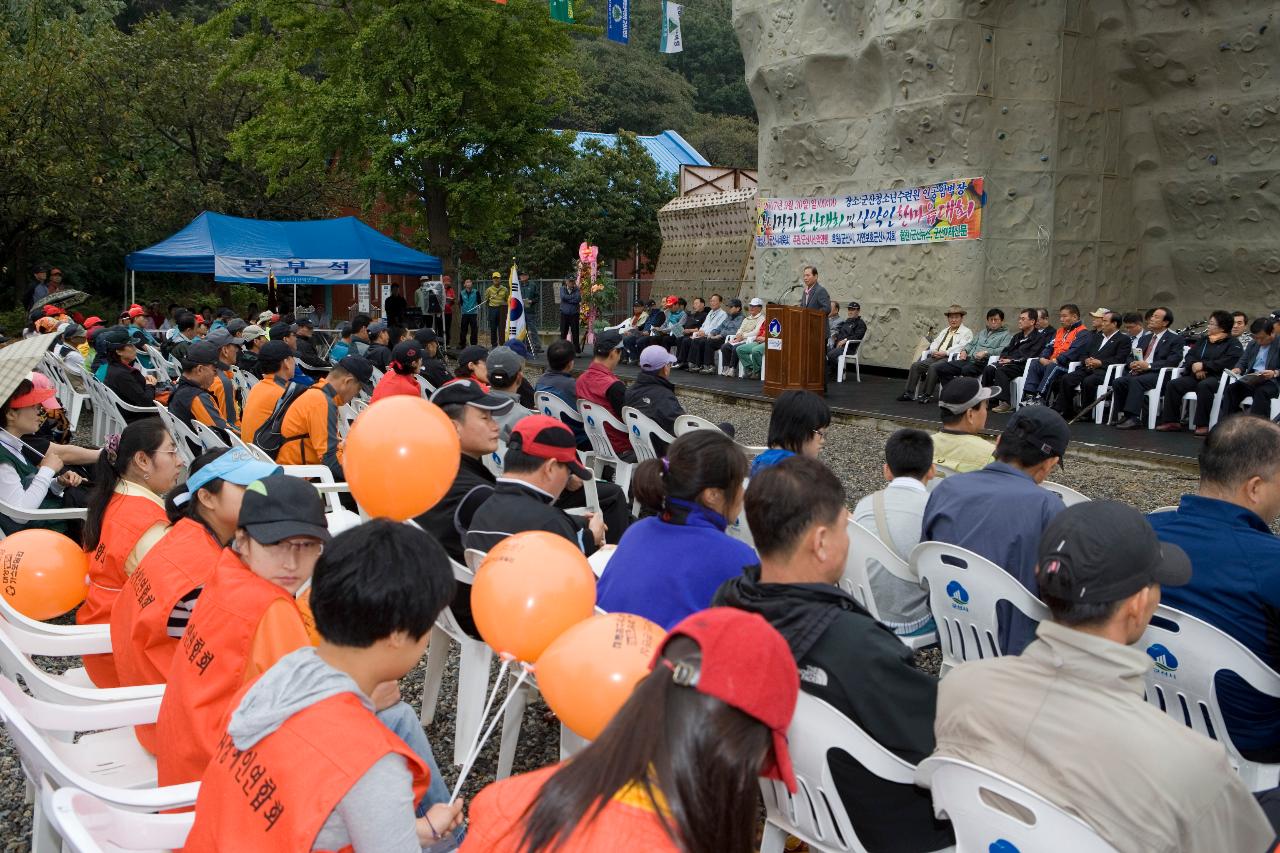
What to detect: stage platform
<box><xmin>535</xmin><ymin>353</ymin><xmax>1203</xmax><ymax>468</ymax></box>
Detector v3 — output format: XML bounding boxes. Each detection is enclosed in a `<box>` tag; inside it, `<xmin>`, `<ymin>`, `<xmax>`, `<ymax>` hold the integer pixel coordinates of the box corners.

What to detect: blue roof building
<box><xmin>560</xmin><ymin>129</ymin><xmax>709</xmax><ymax>179</ymax></box>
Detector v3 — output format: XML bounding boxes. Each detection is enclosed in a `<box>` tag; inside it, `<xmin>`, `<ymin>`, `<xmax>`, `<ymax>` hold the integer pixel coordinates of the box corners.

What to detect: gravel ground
<box><xmin>0</xmin><ymin>380</ymin><xmax>1201</xmax><ymax>850</ymax></box>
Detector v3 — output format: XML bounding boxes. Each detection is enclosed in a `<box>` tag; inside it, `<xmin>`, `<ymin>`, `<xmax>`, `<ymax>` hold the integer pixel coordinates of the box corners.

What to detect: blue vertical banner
<box><xmin>606</xmin><ymin>0</ymin><xmax>629</xmax><ymax>44</ymax></box>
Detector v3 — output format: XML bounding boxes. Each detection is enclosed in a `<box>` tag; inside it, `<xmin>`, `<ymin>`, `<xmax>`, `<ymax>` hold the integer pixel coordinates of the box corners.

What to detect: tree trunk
<box><xmin>423</xmin><ymin>186</ymin><xmax>453</xmax><ymax>279</ymax></box>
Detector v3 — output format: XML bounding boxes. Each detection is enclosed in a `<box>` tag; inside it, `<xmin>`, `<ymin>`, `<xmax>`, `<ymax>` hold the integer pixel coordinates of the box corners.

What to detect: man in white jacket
<box><xmin>898</xmin><ymin>304</ymin><xmax>973</xmax><ymax>404</ymax></box>
<box><xmin>720</xmin><ymin>298</ymin><xmax>766</xmax><ymax>375</ymax></box>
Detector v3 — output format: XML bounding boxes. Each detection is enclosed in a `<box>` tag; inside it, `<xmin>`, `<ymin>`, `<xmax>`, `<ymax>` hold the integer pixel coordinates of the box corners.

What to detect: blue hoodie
<box><xmin>596</xmin><ymin>500</ymin><xmax>757</xmax><ymax>629</ymax></box>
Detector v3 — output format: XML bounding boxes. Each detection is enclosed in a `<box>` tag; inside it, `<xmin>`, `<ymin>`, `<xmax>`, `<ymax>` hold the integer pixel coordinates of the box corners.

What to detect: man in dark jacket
<box><xmin>715</xmin><ymin>456</ymin><xmax>953</xmax><ymax>853</ymax></box>
<box><xmin>413</xmin><ymin>327</ymin><xmax>451</xmax><ymax>389</ymax></box>
<box><xmin>1112</xmin><ymin>307</ymin><xmax>1185</xmax><ymax>429</ymax></box>
<box><xmin>1055</xmin><ymin>309</ymin><xmax>1130</xmax><ymax>419</ymax></box>
<box><xmin>464</xmin><ymin>415</ymin><xmax>605</xmax><ymax>556</ymax></box>
<box><xmin>535</xmin><ymin>339</ymin><xmax>586</xmax><ymax>447</ymax></box>
<box><xmin>1155</xmin><ymin>309</ymin><xmax>1243</xmax><ymax>435</ymax></box>
<box><xmin>984</xmin><ymin>308</ymin><xmax>1050</xmax><ymax>412</ymax></box>
<box><xmin>1222</xmin><ymin>316</ymin><xmax>1280</xmax><ymax>419</ymax></box>
<box><xmin>826</xmin><ymin>302</ymin><xmax>868</xmax><ymax>377</ymax></box>
<box><xmin>624</xmin><ymin>345</ymin><xmax>685</xmax><ymax>454</ymax></box>
<box><xmin>414</xmin><ymin>379</ymin><xmax>513</xmax><ymax>636</ymax></box>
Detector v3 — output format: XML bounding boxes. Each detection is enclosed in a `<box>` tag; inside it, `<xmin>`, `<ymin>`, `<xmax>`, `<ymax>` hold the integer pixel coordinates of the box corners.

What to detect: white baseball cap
<box><xmin>749</xmin><ymin>297</ymin><xmax>765</xmax><ymax>307</ymax></box>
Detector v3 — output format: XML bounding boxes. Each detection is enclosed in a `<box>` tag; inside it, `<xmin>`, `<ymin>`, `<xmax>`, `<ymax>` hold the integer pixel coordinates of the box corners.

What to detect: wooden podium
<box><xmin>762</xmin><ymin>304</ymin><xmax>826</xmax><ymax>398</ymax></box>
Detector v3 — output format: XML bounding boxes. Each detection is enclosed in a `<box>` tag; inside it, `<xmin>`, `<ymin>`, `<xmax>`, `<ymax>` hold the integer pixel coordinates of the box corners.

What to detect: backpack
<box><xmin>253</xmin><ymin>382</ymin><xmax>308</xmax><ymax>459</ymax></box>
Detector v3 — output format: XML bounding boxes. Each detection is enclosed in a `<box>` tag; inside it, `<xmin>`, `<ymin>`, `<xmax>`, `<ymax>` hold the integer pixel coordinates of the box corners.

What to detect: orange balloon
<box><xmin>472</xmin><ymin>531</ymin><xmax>596</xmax><ymax>662</ymax></box>
<box><xmin>0</xmin><ymin>529</ymin><xmax>88</xmax><ymax>620</ymax></box>
<box><xmin>537</xmin><ymin>612</ymin><xmax>667</xmax><ymax>740</ymax></box>
<box><xmin>344</xmin><ymin>395</ymin><xmax>460</xmax><ymax>520</ymax></box>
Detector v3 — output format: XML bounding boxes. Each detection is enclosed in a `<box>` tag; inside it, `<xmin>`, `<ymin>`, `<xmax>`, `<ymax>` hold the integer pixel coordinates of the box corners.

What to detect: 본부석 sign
<box><xmin>755</xmin><ymin>178</ymin><xmax>985</xmax><ymax>249</ymax></box>
<box><xmin>214</xmin><ymin>257</ymin><xmax>372</xmax><ymax>285</ymax></box>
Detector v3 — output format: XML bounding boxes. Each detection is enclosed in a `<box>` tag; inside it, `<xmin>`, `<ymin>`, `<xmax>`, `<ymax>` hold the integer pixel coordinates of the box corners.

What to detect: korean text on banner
<box><xmin>213</xmin><ymin>257</ymin><xmax>372</xmax><ymax>284</ymax></box>
<box><xmin>755</xmin><ymin>178</ymin><xmax>986</xmax><ymax>249</ymax></box>
<box><xmin>660</xmin><ymin>1</ymin><xmax>683</xmax><ymax>53</ymax></box>
<box><xmin>606</xmin><ymin>0</ymin><xmax>629</xmax><ymax>44</ymax></box>
<box><xmin>549</xmin><ymin>0</ymin><xmax>573</xmax><ymax>23</ymax></box>
<box><xmin>506</xmin><ymin>265</ymin><xmax>526</xmax><ymax>343</ymax></box>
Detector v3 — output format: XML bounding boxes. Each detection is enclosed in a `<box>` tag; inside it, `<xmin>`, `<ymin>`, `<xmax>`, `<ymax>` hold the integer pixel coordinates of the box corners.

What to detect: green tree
<box><xmin>221</xmin><ymin>0</ymin><xmax>579</xmax><ymax>275</ymax></box>
<box><xmin>686</xmin><ymin>112</ymin><xmax>757</xmax><ymax>169</ymax></box>
<box><xmin>480</xmin><ymin>131</ymin><xmax>672</xmax><ymax>278</ymax></box>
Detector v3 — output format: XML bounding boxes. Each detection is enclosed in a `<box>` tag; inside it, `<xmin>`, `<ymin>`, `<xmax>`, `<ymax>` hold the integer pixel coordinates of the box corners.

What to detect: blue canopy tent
<box><xmin>125</xmin><ymin>211</ymin><xmax>442</xmax><ymax>318</ymax></box>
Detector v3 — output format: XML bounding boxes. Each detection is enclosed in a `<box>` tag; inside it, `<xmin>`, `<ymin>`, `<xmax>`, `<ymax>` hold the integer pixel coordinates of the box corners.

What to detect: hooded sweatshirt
<box><xmin>714</xmin><ymin>567</ymin><xmax>953</xmax><ymax>853</ymax></box>
<box><xmin>226</xmin><ymin>647</ymin><xmax>420</xmax><ymax>852</ymax></box>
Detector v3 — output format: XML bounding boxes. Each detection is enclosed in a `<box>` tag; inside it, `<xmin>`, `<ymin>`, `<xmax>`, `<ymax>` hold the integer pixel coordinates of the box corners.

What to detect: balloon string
<box><xmin>448</xmin><ymin>660</ymin><xmax>532</xmax><ymax>803</ymax></box>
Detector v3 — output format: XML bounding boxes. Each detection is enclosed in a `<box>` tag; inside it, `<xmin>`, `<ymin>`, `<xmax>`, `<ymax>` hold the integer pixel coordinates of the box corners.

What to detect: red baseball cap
<box><xmin>42</xmin><ymin>305</ymin><xmax>63</xmax><ymax>317</ymax></box>
<box><xmin>508</xmin><ymin>414</ymin><xmax>591</xmax><ymax>480</ymax></box>
<box><xmin>7</xmin><ymin>381</ymin><xmax>57</xmax><ymax>411</ymax></box>
<box><xmin>83</xmin><ymin>316</ymin><xmax>103</xmax><ymax>329</ymax></box>
<box><xmin>127</xmin><ymin>304</ymin><xmax>147</xmax><ymax>318</ymax></box>
<box><xmin>653</xmin><ymin>608</ymin><xmax>800</xmax><ymax>792</ymax></box>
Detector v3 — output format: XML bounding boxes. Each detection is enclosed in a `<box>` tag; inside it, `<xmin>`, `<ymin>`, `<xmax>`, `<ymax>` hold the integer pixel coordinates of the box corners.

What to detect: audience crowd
<box><xmin>2</xmin><ymin>289</ymin><xmax>1278</xmax><ymax>853</ymax></box>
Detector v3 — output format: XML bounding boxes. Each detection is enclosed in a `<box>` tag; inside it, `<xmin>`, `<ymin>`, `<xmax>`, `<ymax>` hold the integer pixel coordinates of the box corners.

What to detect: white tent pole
<box><xmin>293</xmin><ymin>282</ymin><xmax>297</xmax><ymax>317</ymax></box>
<box><xmin>130</xmin><ymin>270</ymin><xmax>135</xmax><ymax>306</ymax></box>
<box><xmin>123</xmin><ymin>268</ymin><xmax>128</xmax><ymax>308</ymax></box>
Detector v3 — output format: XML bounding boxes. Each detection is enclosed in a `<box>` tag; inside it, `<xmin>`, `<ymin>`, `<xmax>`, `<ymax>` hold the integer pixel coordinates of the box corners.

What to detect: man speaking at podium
<box><xmin>799</xmin><ymin>265</ymin><xmax>831</xmax><ymax>389</ymax></box>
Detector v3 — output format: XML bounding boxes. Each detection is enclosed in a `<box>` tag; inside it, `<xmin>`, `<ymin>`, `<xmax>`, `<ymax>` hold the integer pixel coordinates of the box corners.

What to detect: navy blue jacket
<box><xmin>559</xmin><ymin>285</ymin><xmax>581</xmax><ymax>316</ymax></box>
<box><xmin>1149</xmin><ymin>495</ymin><xmax>1280</xmax><ymax>756</ymax></box>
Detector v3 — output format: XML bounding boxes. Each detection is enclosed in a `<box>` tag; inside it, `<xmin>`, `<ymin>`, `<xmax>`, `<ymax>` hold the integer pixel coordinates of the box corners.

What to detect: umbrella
<box><xmin>0</xmin><ymin>333</ymin><xmax>57</xmax><ymax>407</ymax></box>
<box><xmin>32</xmin><ymin>288</ymin><xmax>89</xmax><ymax>312</ymax></box>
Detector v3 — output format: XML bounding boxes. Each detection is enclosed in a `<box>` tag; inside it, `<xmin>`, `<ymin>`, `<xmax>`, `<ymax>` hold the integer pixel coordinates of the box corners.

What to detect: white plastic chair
<box><xmin>1008</xmin><ymin>359</ymin><xmax>1034</xmax><ymax>409</ymax></box>
<box><xmin>0</xmin><ymin>679</ymin><xmax>197</xmax><ymax>853</ymax></box>
<box><xmin>82</xmin><ymin>377</ymin><xmax>122</xmax><ymax>445</ymax></box>
<box><xmin>279</xmin><ymin>465</ymin><xmax>360</xmax><ymax>533</ymax></box>
<box><xmin>1137</xmin><ymin>604</ymin><xmax>1280</xmax><ymax>791</ymax></box>
<box><xmin>0</xmin><ymin>495</ymin><xmax>87</xmax><ymax>542</ymax></box>
<box><xmin>916</xmin><ymin>756</ymin><xmax>1119</xmax><ymax>852</ymax></box>
<box><xmin>1092</xmin><ymin>362</ymin><xmax>1127</xmax><ymax>424</ymax></box>
<box><xmin>0</xmin><ymin>618</ymin><xmax>163</xmax><ymax>706</ymax></box>
<box><xmin>835</xmin><ymin>334</ymin><xmax>867</xmax><ymax>383</ymax></box>
<box><xmin>190</xmin><ymin>420</ymin><xmax>228</xmax><ymax>451</ymax></box>
<box><xmin>482</xmin><ymin>438</ymin><xmax>507</xmax><ymax>478</ymax></box>
<box><xmin>1149</xmin><ymin>505</ymin><xmax>1178</xmax><ymax>514</ymax></box>
<box><xmin>1041</xmin><ymin>481</ymin><xmax>1090</xmax><ymax>506</ymax></box>
<box><xmin>760</xmin><ymin>693</ymin><xmax>925</xmax><ymax>853</ymax></box>
<box><xmin>1212</xmin><ymin>372</ymin><xmax>1280</xmax><ymax>427</ymax></box>
<box><xmin>226</xmin><ymin>431</ymin><xmax>275</xmax><ymax>463</ymax></box>
<box><xmin>912</xmin><ymin>541</ymin><xmax>1050</xmax><ymax>674</ymax></box>
<box><xmin>844</xmin><ymin>521</ymin><xmax>937</xmax><ymax>650</ymax></box>
<box><xmin>142</xmin><ymin>346</ymin><xmax>177</xmax><ymax>383</ymax></box>
<box><xmin>622</xmin><ymin>406</ymin><xmax>676</xmax><ymax>462</ymax></box>
<box><xmin>41</xmin><ymin>354</ymin><xmax>91</xmax><ymax>433</ymax></box>
<box><xmin>49</xmin><ymin>786</ymin><xmax>194</xmax><ymax>853</ymax></box>
<box><xmin>577</xmin><ymin>400</ymin><xmax>635</xmax><ymax>495</ymax></box>
<box><xmin>672</xmin><ymin>413</ymin><xmax>767</xmax><ymax>457</ymax></box>
<box><xmin>418</xmin><ymin>555</ymin><xmax>497</xmax><ymax>767</ymax></box>
<box><xmin>152</xmin><ymin>404</ymin><xmax>202</xmax><ymax>467</ymax></box>
<box><xmin>99</xmin><ymin>383</ymin><xmax>159</xmax><ymax>430</ymax></box>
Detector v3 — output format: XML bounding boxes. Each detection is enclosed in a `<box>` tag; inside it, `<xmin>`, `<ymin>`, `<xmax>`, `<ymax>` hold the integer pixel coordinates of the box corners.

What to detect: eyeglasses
<box><xmin>260</xmin><ymin>540</ymin><xmax>325</xmax><ymax>558</ymax></box>
<box><xmin>813</xmin><ymin>428</ymin><xmax>828</xmax><ymax>439</ymax></box>
<box><xmin>155</xmin><ymin>449</ymin><xmax>184</xmax><ymax>460</ymax></box>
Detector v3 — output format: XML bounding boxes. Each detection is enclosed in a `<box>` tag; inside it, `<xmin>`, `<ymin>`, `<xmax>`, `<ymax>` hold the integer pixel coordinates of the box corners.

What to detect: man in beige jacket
<box><xmin>926</xmin><ymin>500</ymin><xmax>1274</xmax><ymax>853</ymax></box>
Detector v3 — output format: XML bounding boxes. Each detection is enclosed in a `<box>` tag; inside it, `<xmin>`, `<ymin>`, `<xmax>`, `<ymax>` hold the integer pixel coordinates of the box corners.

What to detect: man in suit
<box><xmin>987</xmin><ymin>308</ymin><xmax>1052</xmax><ymax>413</ymax></box>
<box><xmin>1112</xmin><ymin>306</ymin><xmax>1185</xmax><ymax>430</ymax></box>
<box><xmin>1055</xmin><ymin>310</ymin><xmax>1130</xmax><ymax>420</ymax></box>
<box><xmin>799</xmin><ymin>264</ymin><xmax>831</xmax><ymax>388</ymax></box>
<box><xmin>1222</xmin><ymin>316</ymin><xmax>1280</xmax><ymax>419</ymax></box>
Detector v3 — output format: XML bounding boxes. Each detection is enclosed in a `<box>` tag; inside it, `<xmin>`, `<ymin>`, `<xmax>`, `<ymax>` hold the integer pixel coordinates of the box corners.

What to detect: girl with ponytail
<box><xmin>596</xmin><ymin>430</ymin><xmax>754</xmax><ymax>628</ymax></box>
<box><xmin>110</xmin><ymin>447</ymin><xmax>280</xmax><ymax>753</ymax></box>
<box><xmin>78</xmin><ymin>418</ymin><xmax>183</xmax><ymax>687</ymax></box>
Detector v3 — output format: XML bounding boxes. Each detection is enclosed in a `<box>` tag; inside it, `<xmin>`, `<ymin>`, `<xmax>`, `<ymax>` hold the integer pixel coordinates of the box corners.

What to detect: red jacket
<box><xmin>575</xmin><ymin>361</ymin><xmax>630</xmax><ymax>456</ymax></box>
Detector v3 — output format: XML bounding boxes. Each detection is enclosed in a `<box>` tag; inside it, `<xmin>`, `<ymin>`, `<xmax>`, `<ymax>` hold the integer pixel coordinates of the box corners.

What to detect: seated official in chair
<box><xmin>930</xmin><ymin>308</ymin><xmax>1012</xmax><ymax>389</ymax></box>
<box><xmin>1054</xmin><ymin>310</ymin><xmax>1130</xmax><ymax>420</ymax></box>
<box><xmin>1111</xmin><ymin>307</ymin><xmax>1185</xmax><ymax>430</ymax></box>
<box><xmin>1019</xmin><ymin>304</ymin><xmax>1089</xmax><ymax>408</ymax></box>
<box><xmin>899</xmin><ymin>304</ymin><xmax>973</xmax><ymax>404</ymax></box>
<box><xmin>1222</xmin><ymin>316</ymin><xmax>1280</xmax><ymax>419</ymax></box>
<box><xmin>932</xmin><ymin>501</ymin><xmax>1272</xmax><ymax>853</ymax></box>
<box><xmin>1155</xmin><ymin>310</ymin><xmax>1242</xmax><ymax>435</ymax></box>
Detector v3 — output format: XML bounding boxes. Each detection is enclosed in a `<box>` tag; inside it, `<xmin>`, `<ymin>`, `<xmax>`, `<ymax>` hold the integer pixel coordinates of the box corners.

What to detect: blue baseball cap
<box><xmin>175</xmin><ymin>449</ymin><xmax>281</xmax><ymax>506</ymax></box>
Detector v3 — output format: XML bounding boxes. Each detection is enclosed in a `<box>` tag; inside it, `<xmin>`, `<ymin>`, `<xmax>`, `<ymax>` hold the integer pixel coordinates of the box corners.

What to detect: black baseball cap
<box><xmin>269</xmin><ymin>322</ymin><xmax>296</xmax><ymax>341</ymax></box>
<box><xmin>1003</xmin><ymin>406</ymin><xmax>1071</xmax><ymax>465</ymax></box>
<box><xmin>509</xmin><ymin>415</ymin><xmax>592</xmax><ymax>479</ymax></box>
<box><xmin>1036</xmin><ymin>502</ymin><xmax>1191</xmax><ymax>604</ymax></box>
<box><xmin>238</xmin><ymin>473</ymin><xmax>331</xmax><ymax>545</ymax></box>
<box><xmin>458</xmin><ymin>345</ymin><xmax>489</xmax><ymax>368</ymax></box>
<box><xmin>593</xmin><ymin>329</ymin><xmax>623</xmax><ymax>355</ymax></box>
<box><xmin>94</xmin><ymin>327</ymin><xmax>133</xmax><ymax>352</ymax></box>
<box><xmin>939</xmin><ymin>377</ymin><xmax>998</xmax><ymax>414</ymax></box>
<box><xmin>413</xmin><ymin>328</ymin><xmax>439</xmax><ymax>346</ymax></box>
<box><xmin>337</xmin><ymin>355</ymin><xmax>374</xmax><ymax>392</ymax></box>
<box><xmin>182</xmin><ymin>340</ymin><xmax>221</xmax><ymax>367</ymax></box>
<box><xmin>296</xmin><ymin>317</ymin><xmax>314</xmax><ymax>329</ymax></box>
<box><xmin>848</xmin><ymin>302</ymin><xmax>861</xmax><ymax>310</ymax></box>
<box><xmin>257</xmin><ymin>340</ymin><xmax>294</xmax><ymax>368</ymax></box>
<box><xmin>431</xmin><ymin>378</ymin><xmax>515</xmax><ymax>413</ymax></box>
<box><xmin>728</xmin><ymin>298</ymin><xmax>743</xmax><ymax>309</ymax></box>
<box><xmin>391</xmin><ymin>340</ymin><xmax>422</xmax><ymax>368</ymax></box>
<box><xmin>226</xmin><ymin>318</ymin><xmax>248</xmax><ymax>334</ymax></box>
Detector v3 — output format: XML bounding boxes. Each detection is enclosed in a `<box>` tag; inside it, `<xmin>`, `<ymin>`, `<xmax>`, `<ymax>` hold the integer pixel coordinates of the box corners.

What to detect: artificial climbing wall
<box><xmin>654</xmin><ymin>188</ymin><xmax>760</xmax><ymax>290</ymax></box>
<box><xmin>733</xmin><ymin>0</ymin><xmax>1280</xmax><ymax>367</ymax></box>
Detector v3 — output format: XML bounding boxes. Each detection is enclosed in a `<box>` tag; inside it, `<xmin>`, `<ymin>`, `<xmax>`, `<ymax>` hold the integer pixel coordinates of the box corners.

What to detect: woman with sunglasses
<box><xmin>79</xmin><ymin>418</ymin><xmax>185</xmax><ymax>687</ymax></box>
<box><xmin>110</xmin><ymin>447</ymin><xmax>280</xmax><ymax>753</ymax></box>
<box><xmin>749</xmin><ymin>390</ymin><xmax>831</xmax><ymax>476</ymax></box>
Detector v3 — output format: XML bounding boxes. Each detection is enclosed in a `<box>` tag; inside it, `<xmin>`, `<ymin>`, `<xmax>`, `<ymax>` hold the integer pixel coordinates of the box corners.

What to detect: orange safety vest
<box><xmin>182</xmin><ymin>691</ymin><xmax>428</xmax><ymax>853</ymax></box>
<box><xmin>156</xmin><ymin>548</ymin><xmax>296</xmax><ymax>787</ymax></box>
<box><xmin>79</xmin><ymin>491</ymin><xmax>168</xmax><ymax>687</ymax></box>
<box><xmin>1049</xmin><ymin>323</ymin><xmax>1086</xmax><ymax>361</ymax></box>
<box><xmin>110</xmin><ymin>518</ymin><xmax>221</xmax><ymax>754</ymax></box>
